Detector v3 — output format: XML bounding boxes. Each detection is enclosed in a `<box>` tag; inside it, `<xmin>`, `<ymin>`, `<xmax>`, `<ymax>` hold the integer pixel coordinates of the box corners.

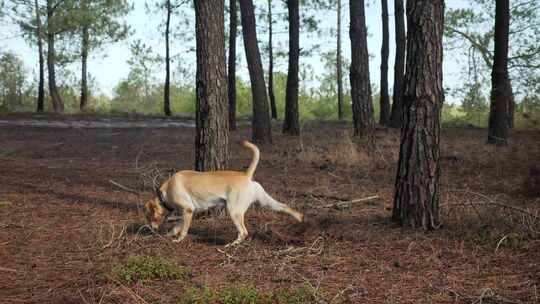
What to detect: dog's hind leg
<box><xmin>253</xmin><ymin>182</ymin><xmax>304</xmax><ymax>222</ymax></box>
<box><xmin>225</xmin><ymin>191</ymin><xmax>250</xmax><ymax>247</ymax></box>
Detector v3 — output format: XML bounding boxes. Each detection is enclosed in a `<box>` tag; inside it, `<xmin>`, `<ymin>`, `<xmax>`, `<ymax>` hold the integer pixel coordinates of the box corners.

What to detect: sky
<box><xmin>0</xmin><ymin>0</ymin><xmax>471</xmax><ymax>100</ymax></box>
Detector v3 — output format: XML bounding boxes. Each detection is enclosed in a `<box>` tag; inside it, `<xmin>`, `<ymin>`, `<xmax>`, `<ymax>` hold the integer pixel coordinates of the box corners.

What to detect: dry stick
<box><xmin>107</xmin><ymin>275</ymin><xmax>150</xmax><ymax>304</ymax></box>
<box><xmin>447</xmin><ymin>189</ymin><xmax>540</xmax><ymax>221</ymax></box>
<box><xmin>109</xmin><ymin>179</ymin><xmax>139</xmax><ymax>195</ymax></box>
<box><xmin>317</xmin><ymin>195</ymin><xmax>380</xmax><ymax>209</ymax></box>
<box><xmin>0</xmin><ymin>266</ymin><xmax>19</xmax><ymax>273</ymax></box>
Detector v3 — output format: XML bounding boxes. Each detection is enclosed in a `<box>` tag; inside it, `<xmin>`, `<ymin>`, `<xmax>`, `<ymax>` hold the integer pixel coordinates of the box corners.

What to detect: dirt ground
<box><xmin>0</xmin><ymin>116</ymin><xmax>539</xmax><ymax>304</ymax></box>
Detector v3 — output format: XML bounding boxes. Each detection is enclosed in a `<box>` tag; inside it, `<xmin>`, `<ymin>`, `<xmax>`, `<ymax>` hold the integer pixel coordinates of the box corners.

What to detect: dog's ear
<box><xmin>155</xmin><ymin>186</ymin><xmax>165</xmax><ymax>203</ymax></box>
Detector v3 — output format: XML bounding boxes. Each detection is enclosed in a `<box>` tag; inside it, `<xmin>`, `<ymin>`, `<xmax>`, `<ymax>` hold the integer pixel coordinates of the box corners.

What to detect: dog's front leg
<box><xmin>172</xmin><ymin>208</ymin><xmax>193</xmax><ymax>243</ymax></box>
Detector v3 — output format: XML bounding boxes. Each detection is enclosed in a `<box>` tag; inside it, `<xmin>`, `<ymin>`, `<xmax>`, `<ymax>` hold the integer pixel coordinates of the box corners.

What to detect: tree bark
<box><xmin>228</xmin><ymin>0</ymin><xmax>237</xmax><ymax>130</ymax></box>
<box><xmin>392</xmin><ymin>0</ymin><xmax>445</xmax><ymax>230</ymax></box>
<box><xmin>163</xmin><ymin>0</ymin><xmax>172</xmax><ymax>116</ymax></box>
<box><xmin>46</xmin><ymin>0</ymin><xmax>64</xmax><ymax>113</ymax></box>
<box><xmin>268</xmin><ymin>0</ymin><xmax>277</xmax><ymax>120</ymax></box>
<box><xmin>239</xmin><ymin>0</ymin><xmax>272</xmax><ymax>144</ymax></box>
<box><xmin>283</xmin><ymin>0</ymin><xmax>300</xmax><ymax>135</ymax></box>
<box><xmin>487</xmin><ymin>0</ymin><xmax>512</xmax><ymax>145</ymax></box>
<box><xmin>35</xmin><ymin>0</ymin><xmax>44</xmax><ymax>112</ymax></box>
<box><xmin>194</xmin><ymin>0</ymin><xmax>229</xmax><ymax>171</ymax></box>
<box><xmin>80</xmin><ymin>18</ymin><xmax>89</xmax><ymax>111</ymax></box>
<box><xmin>379</xmin><ymin>0</ymin><xmax>390</xmax><ymax>125</ymax></box>
<box><xmin>389</xmin><ymin>0</ymin><xmax>406</xmax><ymax>128</ymax></box>
<box><xmin>349</xmin><ymin>0</ymin><xmax>375</xmax><ymax>142</ymax></box>
<box><xmin>337</xmin><ymin>0</ymin><xmax>344</xmax><ymax>120</ymax></box>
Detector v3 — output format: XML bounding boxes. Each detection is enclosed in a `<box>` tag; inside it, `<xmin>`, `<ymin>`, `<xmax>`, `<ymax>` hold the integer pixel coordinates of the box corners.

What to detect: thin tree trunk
<box><xmin>349</xmin><ymin>0</ymin><xmax>375</xmax><ymax>143</ymax></box>
<box><xmin>283</xmin><ymin>0</ymin><xmax>300</xmax><ymax>135</ymax></box>
<box><xmin>268</xmin><ymin>0</ymin><xmax>277</xmax><ymax>120</ymax></box>
<box><xmin>392</xmin><ymin>0</ymin><xmax>445</xmax><ymax>230</ymax></box>
<box><xmin>487</xmin><ymin>0</ymin><xmax>512</xmax><ymax>145</ymax></box>
<box><xmin>35</xmin><ymin>0</ymin><xmax>44</xmax><ymax>112</ymax></box>
<box><xmin>337</xmin><ymin>0</ymin><xmax>344</xmax><ymax>120</ymax></box>
<box><xmin>228</xmin><ymin>0</ymin><xmax>237</xmax><ymax>130</ymax></box>
<box><xmin>379</xmin><ymin>0</ymin><xmax>390</xmax><ymax>125</ymax></box>
<box><xmin>239</xmin><ymin>0</ymin><xmax>272</xmax><ymax>144</ymax></box>
<box><xmin>80</xmin><ymin>23</ymin><xmax>89</xmax><ymax>111</ymax></box>
<box><xmin>46</xmin><ymin>0</ymin><xmax>64</xmax><ymax>113</ymax></box>
<box><xmin>194</xmin><ymin>0</ymin><xmax>229</xmax><ymax>171</ymax></box>
<box><xmin>164</xmin><ymin>0</ymin><xmax>172</xmax><ymax>116</ymax></box>
<box><xmin>389</xmin><ymin>0</ymin><xmax>405</xmax><ymax>128</ymax></box>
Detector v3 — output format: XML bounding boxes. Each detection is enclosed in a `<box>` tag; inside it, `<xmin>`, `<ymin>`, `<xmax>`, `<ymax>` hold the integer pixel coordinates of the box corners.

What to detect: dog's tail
<box><xmin>242</xmin><ymin>140</ymin><xmax>259</xmax><ymax>180</ymax></box>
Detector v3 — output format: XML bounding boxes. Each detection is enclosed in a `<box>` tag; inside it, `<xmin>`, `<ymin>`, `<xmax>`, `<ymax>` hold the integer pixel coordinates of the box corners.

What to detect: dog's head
<box><xmin>144</xmin><ymin>197</ymin><xmax>166</xmax><ymax>231</ymax></box>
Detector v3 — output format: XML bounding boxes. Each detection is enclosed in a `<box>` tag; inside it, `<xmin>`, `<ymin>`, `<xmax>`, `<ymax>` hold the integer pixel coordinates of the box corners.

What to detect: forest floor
<box><xmin>0</xmin><ymin>114</ymin><xmax>539</xmax><ymax>304</ymax></box>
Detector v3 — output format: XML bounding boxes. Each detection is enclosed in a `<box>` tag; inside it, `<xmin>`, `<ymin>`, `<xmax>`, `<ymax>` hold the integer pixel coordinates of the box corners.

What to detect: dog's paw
<box><xmin>166</xmin><ymin>230</ymin><xmax>178</xmax><ymax>237</ymax></box>
<box><xmin>224</xmin><ymin>240</ymin><xmax>242</xmax><ymax>248</ymax></box>
<box><xmin>172</xmin><ymin>235</ymin><xmax>186</xmax><ymax>243</ymax></box>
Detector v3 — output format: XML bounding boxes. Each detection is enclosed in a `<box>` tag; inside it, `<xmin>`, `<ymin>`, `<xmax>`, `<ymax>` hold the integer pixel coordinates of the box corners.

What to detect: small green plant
<box><xmin>112</xmin><ymin>255</ymin><xmax>190</xmax><ymax>284</ymax></box>
<box><xmin>0</xmin><ymin>148</ymin><xmax>18</xmax><ymax>157</ymax></box>
<box><xmin>465</xmin><ymin>227</ymin><xmax>529</xmax><ymax>249</ymax></box>
<box><xmin>180</xmin><ymin>284</ymin><xmax>325</xmax><ymax>304</ymax></box>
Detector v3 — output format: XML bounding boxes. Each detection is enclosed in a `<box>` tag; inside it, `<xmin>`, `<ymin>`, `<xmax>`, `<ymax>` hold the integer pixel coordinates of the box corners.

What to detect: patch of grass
<box><xmin>180</xmin><ymin>284</ymin><xmax>326</xmax><ymax>304</ymax></box>
<box><xmin>465</xmin><ymin>227</ymin><xmax>530</xmax><ymax>249</ymax></box>
<box><xmin>0</xmin><ymin>148</ymin><xmax>18</xmax><ymax>157</ymax></box>
<box><xmin>111</xmin><ymin>255</ymin><xmax>190</xmax><ymax>284</ymax></box>
<box><xmin>0</xmin><ymin>201</ymin><xmax>11</xmax><ymax>208</ymax></box>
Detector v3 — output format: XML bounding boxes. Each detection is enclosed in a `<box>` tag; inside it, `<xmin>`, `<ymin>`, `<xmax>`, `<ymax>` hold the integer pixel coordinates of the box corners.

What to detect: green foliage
<box><xmin>77</xmin><ymin>0</ymin><xmax>132</xmax><ymax>52</ymax></box>
<box><xmin>465</xmin><ymin>228</ymin><xmax>529</xmax><ymax>249</ymax></box>
<box><xmin>444</xmin><ymin>0</ymin><xmax>540</xmax><ymax>98</ymax></box>
<box><xmin>0</xmin><ymin>51</ymin><xmax>34</xmax><ymax>112</ymax></box>
<box><xmin>112</xmin><ymin>255</ymin><xmax>190</xmax><ymax>284</ymax></box>
<box><xmin>180</xmin><ymin>284</ymin><xmax>325</xmax><ymax>304</ymax></box>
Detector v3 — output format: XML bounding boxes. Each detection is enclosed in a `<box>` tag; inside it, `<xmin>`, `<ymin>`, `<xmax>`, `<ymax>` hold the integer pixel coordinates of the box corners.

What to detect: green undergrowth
<box><xmin>465</xmin><ymin>227</ymin><xmax>532</xmax><ymax>250</ymax></box>
<box><xmin>179</xmin><ymin>284</ymin><xmax>328</xmax><ymax>304</ymax></box>
<box><xmin>112</xmin><ymin>255</ymin><xmax>191</xmax><ymax>284</ymax></box>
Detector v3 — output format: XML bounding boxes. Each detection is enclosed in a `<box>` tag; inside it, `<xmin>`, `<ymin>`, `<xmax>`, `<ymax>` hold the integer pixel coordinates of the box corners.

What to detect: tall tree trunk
<box><xmin>389</xmin><ymin>0</ymin><xmax>405</xmax><ymax>128</ymax></box>
<box><xmin>239</xmin><ymin>0</ymin><xmax>272</xmax><ymax>144</ymax></box>
<box><xmin>35</xmin><ymin>0</ymin><xmax>44</xmax><ymax>112</ymax></box>
<box><xmin>194</xmin><ymin>0</ymin><xmax>229</xmax><ymax>171</ymax></box>
<box><xmin>80</xmin><ymin>23</ymin><xmax>89</xmax><ymax>111</ymax></box>
<box><xmin>228</xmin><ymin>0</ymin><xmax>237</xmax><ymax>130</ymax></box>
<box><xmin>268</xmin><ymin>0</ymin><xmax>277</xmax><ymax>119</ymax></box>
<box><xmin>337</xmin><ymin>0</ymin><xmax>344</xmax><ymax>120</ymax></box>
<box><xmin>392</xmin><ymin>0</ymin><xmax>444</xmax><ymax>230</ymax></box>
<box><xmin>163</xmin><ymin>0</ymin><xmax>172</xmax><ymax>116</ymax></box>
<box><xmin>487</xmin><ymin>0</ymin><xmax>512</xmax><ymax>145</ymax></box>
<box><xmin>46</xmin><ymin>0</ymin><xmax>64</xmax><ymax>113</ymax></box>
<box><xmin>379</xmin><ymin>0</ymin><xmax>390</xmax><ymax>125</ymax></box>
<box><xmin>349</xmin><ymin>0</ymin><xmax>375</xmax><ymax>142</ymax></box>
<box><xmin>283</xmin><ymin>0</ymin><xmax>300</xmax><ymax>135</ymax></box>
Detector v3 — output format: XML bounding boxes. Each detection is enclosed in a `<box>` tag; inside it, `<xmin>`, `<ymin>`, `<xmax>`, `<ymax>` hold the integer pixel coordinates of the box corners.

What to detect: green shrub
<box><xmin>180</xmin><ymin>284</ymin><xmax>324</xmax><ymax>304</ymax></box>
<box><xmin>112</xmin><ymin>255</ymin><xmax>190</xmax><ymax>284</ymax></box>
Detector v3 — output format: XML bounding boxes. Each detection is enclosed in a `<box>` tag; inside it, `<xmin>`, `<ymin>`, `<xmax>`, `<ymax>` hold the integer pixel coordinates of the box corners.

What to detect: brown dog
<box><xmin>144</xmin><ymin>141</ymin><xmax>303</xmax><ymax>247</ymax></box>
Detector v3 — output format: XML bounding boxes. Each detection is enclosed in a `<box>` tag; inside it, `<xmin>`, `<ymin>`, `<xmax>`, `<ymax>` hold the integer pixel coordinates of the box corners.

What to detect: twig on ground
<box><xmin>78</xmin><ymin>289</ymin><xmax>91</xmax><ymax>304</ymax></box>
<box><xmin>447</xmin><ymin>189</ymin><xmax>540</xmax><ymax>221</ymax></box>
<box><xmin>107</xmin><ymin>275</ymin><xmax>150</xmax><ymax>304</ymax></box>
<box><xmin>0</xmin><ymin>266</ymin><xmax>20</xmax><ymax>273</ymax></box>
<box><xmin>317</xmin><ymin>195</ymin><xmax>380</xmax><ymax>209</ymax></box>
<box><xmin>109</xmin><ymin>180</ymin><xmax>139</xmax><ymax>195</ymax></box>
<box><xmin>101</xmin><ymin>223</ymin><xmax>116</xmax><ymax>250</ymax></box>
<box><xmin>443</xmin><ymin>287</ymin><xmax>524</xmax><ymax>304</ymax></box>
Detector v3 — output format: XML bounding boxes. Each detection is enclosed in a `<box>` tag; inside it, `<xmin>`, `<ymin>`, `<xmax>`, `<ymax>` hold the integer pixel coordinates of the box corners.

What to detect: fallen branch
<box><xmin>109</xmin><ymin>179</ymin><xmax>139</xmax><ymax>195</ymax></box>
<box><xmin>443</xmin><ymin>287</ymin><xmax>524</xmax><ymax>304</ymax></box>
<box><xmin>447</xmin><ymin>189</ymin><xmax>540</xmax><ymax>221</ymax></box>
<box><xmin>317</xmin><ymin>195</ymin><xmax>380</xmax><ymax>209</ymax></box>
<box><xmin>0</xmin><ymin>266</ymin><xmax>20</xmax><ymax>273</ymax></box>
